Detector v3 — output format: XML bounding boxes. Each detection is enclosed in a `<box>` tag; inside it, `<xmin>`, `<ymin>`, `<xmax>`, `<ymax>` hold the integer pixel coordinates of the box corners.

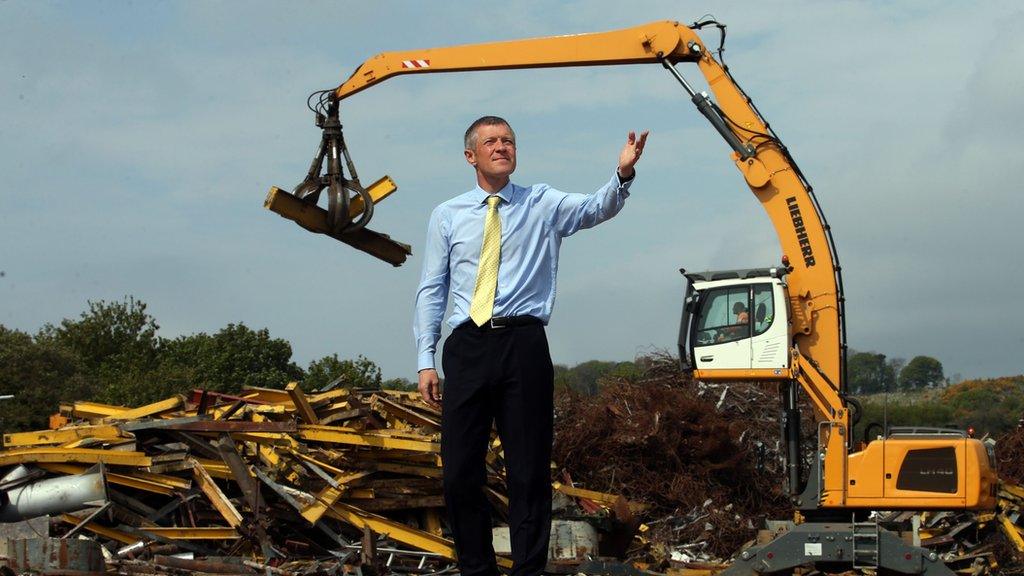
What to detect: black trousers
<box><xmin>440</xmin><ymin>322</ymin><xmax>554</xmax><ymax>576</ymax></box>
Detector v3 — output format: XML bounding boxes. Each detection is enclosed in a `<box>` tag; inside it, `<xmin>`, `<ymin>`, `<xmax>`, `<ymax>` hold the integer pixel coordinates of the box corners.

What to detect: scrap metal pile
<box><xmin>553</xmin><ymin>355</ymin><xmax>1024</xmax><ymax>574</ymax></box>
<box><xmin>0</xmin><ymin>383</ymin><xmax>650</xmax><ymax>575</ymax></box>
<box><xmin>553</xmin><ymin>355</ymin><xmax>810</xmax><ymax>564</ymax></box>
<box><xmin>0</xmin><ymin>384</ymin><xmax>469</xmax><ymax>574</ymax></box>
<box><xmin>2</xmin><ymin>360</ymin><xmax>1024</xmax><ymax>575</ymax></box>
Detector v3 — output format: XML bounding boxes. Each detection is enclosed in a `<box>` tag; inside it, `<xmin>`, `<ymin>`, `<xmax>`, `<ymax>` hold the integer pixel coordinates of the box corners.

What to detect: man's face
<box><xmin>465</xmin><ymin>123</ymin><xmax>517</xmax><ymax>180</ymax></box>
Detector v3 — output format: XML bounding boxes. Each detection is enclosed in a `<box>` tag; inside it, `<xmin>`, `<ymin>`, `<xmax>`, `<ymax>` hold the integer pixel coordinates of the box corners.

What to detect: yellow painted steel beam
<box><xmin>40</xmin><ymin>457</ymin><xmax>190</xmax><ymax>494</ymax></box>
<box><xmin>3</xmin><ymin>424</ymin><xmax>129</xmax><ymax>447</ymax></box>
<box><xmin>357</xmin><ymin>449</ymin><xmax>441</xmax><ymax>464</ymax></box>
<box><xmin>245</xmin><ymin>404</ymin><xmax>288</xmax><ymax>415</ymax></box>
<box><xmin>327</xmin><ymin>502</ymin><xmax>456</xmax><ymax>558</ymax></box>
<box><xmin>59</xmin><ymin>438</ymin><xmax>98</xmax><ymax>449</ymax></box>
<box><xmin>141</xmin><ymin>527</ymin><xmax>240</xmax><ymax>540</ymax></box>
<box><xmin>249</xmin><ymin>415</ymin><xmax>292</xmax><ymax>471</ymax></box>
<box><xmin>369</xmin><ymin>462</ymin><xmax>442</xmax><ymax>479</ymax></box>
<box><xmin>107</xmin><ymin>396</ymin><xmax>184</xmax><ymax>421</ymax></box>
<box><xmin>348</xmin><ymin>176</ymin><xmax>397</xmax><ymax>218</ymax></box>
<box><xmin>379</xmin><ymin>390</ymin><xmax>423</xmax><ymax>402</ymax></box>
<box><xmin>300</xmin><ymin>470</ymin><xmax>372</xmax><ymax>524</ymax></box>
<box><xmin>41</xmin><ymin>462</ymin><xmax>190</xmax><ymax>489</ymax></box>
<box><xmin>130</xmin><ymin>469</ymin><xmax>192</xmax><ymax>490</ymax></box>
<box><xmin>68</xmin><ymin>401</ymin><xmax>128</xmax><ymax>420</ymax></box>
<box><xmin>1001</xmin><ymin>483</ymin><xmax>1024</xmax><ymax>501</ymax></box>
<box><xmin>286</xmin><ymin>381</ymin><xmax>320</xmax><ymax>424</ymax></box>
<box><xmin>345</xmin><ymin>495</ymin><xmax>445</xmax><ymax>512</ymax></box>
<box><xmin>231</xmin><ymin>413</ymin><xmax>301</xmax><ymax>445</ymax></box>
<box><xmin>39</xmin><ymin>459</ymin><xmax>172</xmax><ymax>496</ymax></box>
<box><xmin>258</xmin><ymin>444</ymin><xmax>284</xmax><ymax>470</ymax></box>
<box><xmin>370</xmin><ymin>394</ymin><xmax>440</xmax><ymax>431</ymax></box>
<box><xmin>61</xmin><ymin>514</ymin><xmax>138</xmax><ymax>545</ymax></box>
<box><xmin>266</xmin><ymin>176</ymin><xmax>396</xmax><ymax>224</ymax></box>
<box><xmin>239</xmin><ymin>386</ymin><xmax>293</xmax><ymax>405</ymax></box>
<box><xmin>298</xmin><ymin>425</ymin><xmax>439</xmax><ymax>453</ymax></box>
<box><xmin>319</xmin><ymin>401</ymin><xmax>355</xmax><ymax>415</ymax></box>
<box><xmin>230</xmin><ymin>432</ymin><xmax>292</xmax><ymax>445</ymax></box>
<box><xmin>263</xmin><ymin>185</ymin><xmax>411</xmax><ymax>267</ymax></box>
<box><xmin>308</xmin><ymin>388</ymin><xmax>352</xmax><ymax>406</ymax></box>
<box><xmin>196</xmin><ymin>458</ymin><xmax>233</xmax><ymax>480</ymax></box>
<box><xmin>288</xmin><ymin>449</ymin><xmax>348</xmax><ymax>476</ymax></box>
<box><xmin>0</xmin><ymin>447</ymin><xmax>151</xmax><ymax>467</ymax></box>
<box><xmin>192</xmin><ymin>458</ymin><xmax>243</xmax><ymax>527</ymax></box>
<box><xmin>320</xmin><ymin>408</ymin><xmax>369</xmax><ymax>426</ymax></box>
<box><xmin>60</xmin><ymin>437</ymin><xmax>135</xmax><ymax>451</ymax></box>
<box><xmin>1000</xmin><ymin>514</ymin><xmax>1024</xmax><ymax>552</ymax></box>
<box><xmin>552</xmin><ymin>481</ymin><xmax>648</xmax><ymax>513</ymax></box>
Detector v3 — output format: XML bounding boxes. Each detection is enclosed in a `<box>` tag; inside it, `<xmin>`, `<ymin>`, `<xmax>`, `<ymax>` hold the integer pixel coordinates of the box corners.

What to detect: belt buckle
<box><xmin>489</xmin><ymin>317</ymin><xmax>506</xmax><ymax>329</ymax></box>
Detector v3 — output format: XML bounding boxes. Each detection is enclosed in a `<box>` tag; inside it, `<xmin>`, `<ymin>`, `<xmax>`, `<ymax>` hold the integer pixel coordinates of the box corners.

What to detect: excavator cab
<box><xmin>678</xmin><ymin>268</ymin><xmax>791</xmax><ymax>379</ymax></box>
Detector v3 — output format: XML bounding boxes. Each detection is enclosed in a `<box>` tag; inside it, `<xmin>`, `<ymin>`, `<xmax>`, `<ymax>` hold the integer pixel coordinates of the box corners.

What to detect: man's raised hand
<box><xmin>617</xmin><ymin>130</ymin><xmax>649</xmax><ymax>179</ymax></box>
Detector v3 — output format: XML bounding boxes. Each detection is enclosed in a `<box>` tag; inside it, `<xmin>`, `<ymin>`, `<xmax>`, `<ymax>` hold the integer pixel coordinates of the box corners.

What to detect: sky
<box><xmin>2</xmin><ymin>1</ymin><xmax>1022</xmax><ymax>383</ymax></box>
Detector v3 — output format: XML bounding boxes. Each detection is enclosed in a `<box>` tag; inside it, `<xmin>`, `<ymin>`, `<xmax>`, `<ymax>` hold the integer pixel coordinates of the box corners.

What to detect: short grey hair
<box><xmin>464</xmin><ymin>116</ymin><xmax>515</xmax><ymax>150</ymax></box>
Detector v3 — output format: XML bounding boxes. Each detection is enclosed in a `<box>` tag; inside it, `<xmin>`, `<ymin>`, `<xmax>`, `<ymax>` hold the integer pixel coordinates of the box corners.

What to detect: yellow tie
<box><xmin>470</xmin><ymin>195</ymin><xmax>502</xmax><ymax>326</ymax></box>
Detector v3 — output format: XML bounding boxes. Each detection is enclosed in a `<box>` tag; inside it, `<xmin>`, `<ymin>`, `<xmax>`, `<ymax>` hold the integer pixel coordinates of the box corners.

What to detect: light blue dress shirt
<box><xmin>414</xmin><ymin>171</ymin><xmax>633</xmax><ymax>371</ymax></box>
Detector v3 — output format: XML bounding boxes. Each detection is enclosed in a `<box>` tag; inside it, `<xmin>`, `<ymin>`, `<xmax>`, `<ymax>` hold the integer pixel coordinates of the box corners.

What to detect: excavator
<box><xmin>265</xmin><ymin>19</ymin><xmax>998</xmax><ymax>576</ymax></box>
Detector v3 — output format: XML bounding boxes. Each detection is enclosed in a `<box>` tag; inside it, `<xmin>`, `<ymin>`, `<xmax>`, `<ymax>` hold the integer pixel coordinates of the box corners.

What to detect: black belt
<box><xmin>456</xmin><ymin>315</ymin><xmax>543</xmax><ymax>331</ymax></box>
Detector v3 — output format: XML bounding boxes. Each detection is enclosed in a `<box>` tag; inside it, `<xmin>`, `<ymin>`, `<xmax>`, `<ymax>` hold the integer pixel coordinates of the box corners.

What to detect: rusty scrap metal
<box><xmin>5</xmin><ymin>358</ymin><xmax>1021</xmax><ymax>576</ymax></box>
<box><xmin>1</xmin><ymin>384</ymin><xmax>460</xmax><ymax>572</ymax></box>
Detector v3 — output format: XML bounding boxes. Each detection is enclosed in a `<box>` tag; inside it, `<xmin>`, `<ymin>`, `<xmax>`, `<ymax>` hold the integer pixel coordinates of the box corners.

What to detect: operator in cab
<box><xmin>414</xmin><ymin>116</ymin><xmax>648</xmax><ymax>576</ymax></box>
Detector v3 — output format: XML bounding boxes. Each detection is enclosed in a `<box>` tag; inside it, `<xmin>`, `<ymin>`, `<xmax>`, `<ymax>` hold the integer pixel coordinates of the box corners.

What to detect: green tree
<box><xmin>304</xmin><ymin>354</ymin><xmax>382</xmax><ymax>390</ymax></box>
<box><xmin>0</xmin><ymin>326</ymin><xmax>90</xmax><ymax>431</ymax></box>
<box><xmin>38</xmin><ymin>298</ymin><xmax>159</xmax><ymax>373</ymax></box>
<box><xmin>887</xmin><ymin>357</ymin><xmax>906</xmax><ymax>381</ymax></box>
<box><xmin>381</xmin><ymin>377</ymin><xmax>417</xmax><ymax>392</ymax></box>
<box><xmin>553</xmin><ymin>360</ymin><xmax>638</xmax><ymax>395</ymax></box>
<box><xmin>159</xmin><ymin>323</ymin><xmax>303</xmax><ymax>399</ymax></box>
<box><xmin>899</xmin><ymin>356</ymin><xmax>944</xmax><ymax>390</ymax></box>
<box><xmin>941</xmin><ymin>376</ymin><xmax>1024</xmax><ymax>436</ymax></box>
<box><xmin>36</xmin><ymin>298</ymin><xmax>162</xmax><ymax>405</ymax></box>
<box><xmin>852</xmin><ymin>396</ymin><xmax>955</xmax><ymax>443</ymax></box>
<box><xmin>848</xmin><ymin>351</ymin><xmax>896</xmax><ymax>394</ymax></box>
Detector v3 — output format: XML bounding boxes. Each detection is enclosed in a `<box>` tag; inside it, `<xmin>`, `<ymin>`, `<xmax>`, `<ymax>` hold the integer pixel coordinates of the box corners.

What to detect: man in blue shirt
<box><xmin>414</xmin><ymin>116</ymin><xmax>647</xmax><ymax>576</ymax></box>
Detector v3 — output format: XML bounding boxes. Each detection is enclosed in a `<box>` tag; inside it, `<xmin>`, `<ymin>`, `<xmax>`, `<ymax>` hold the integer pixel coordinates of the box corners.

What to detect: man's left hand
<box><xmin>618</xmin><ymin>130</ymin><xmax>650</xmax><ymax>179</ymax></box>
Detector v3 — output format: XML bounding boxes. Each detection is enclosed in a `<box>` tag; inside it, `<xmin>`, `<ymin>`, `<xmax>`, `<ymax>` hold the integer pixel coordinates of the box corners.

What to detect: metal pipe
<box><xmin>1</xmin><ymin>464</ymin><xmax>32</xmax><ymax>483</ymax></box>
<box><xmin>0</xmin><ymin>464</ymin><xmax>107</xmax><ymax>522</ymax></box>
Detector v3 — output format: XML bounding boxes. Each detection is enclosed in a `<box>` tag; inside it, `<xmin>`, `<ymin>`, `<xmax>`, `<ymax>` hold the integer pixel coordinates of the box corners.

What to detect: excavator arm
<box><xmin>333</xmin><ymin>20</ymin><xmax>697</xmax><ymax>100</ymax></box>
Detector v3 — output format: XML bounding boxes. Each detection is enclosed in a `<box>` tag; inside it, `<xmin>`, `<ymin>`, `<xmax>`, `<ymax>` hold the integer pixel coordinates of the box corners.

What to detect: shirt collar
<box><xmin>472</xmin><ymin>181</ymin><xmax>515</xmax><ymax>205</ymax></box>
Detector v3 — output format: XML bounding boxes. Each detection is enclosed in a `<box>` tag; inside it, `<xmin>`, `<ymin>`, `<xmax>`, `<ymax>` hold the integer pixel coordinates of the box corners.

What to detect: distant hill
<box><xmin>853</xmin><ymin>375</ymin><xmax>1024</xmax><ymax>440</ymax></box>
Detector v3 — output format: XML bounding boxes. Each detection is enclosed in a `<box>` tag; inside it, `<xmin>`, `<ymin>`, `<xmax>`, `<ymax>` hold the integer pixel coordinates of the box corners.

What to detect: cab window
<box><xmin>696</xmin><ymin>287</ymin><xmax>750</xmax><ymax>345</ymax></box>
<box><xmin>753</xmin><ymin>284</ymin><xmax>775</xmax><ymax>336</ymax></box>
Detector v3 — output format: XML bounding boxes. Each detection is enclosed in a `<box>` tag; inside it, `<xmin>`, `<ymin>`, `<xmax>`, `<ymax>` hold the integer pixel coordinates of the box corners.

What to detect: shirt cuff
<box><xmin>614</xmin><ymin>169</ymin><xmax>634</xmax><ymax>195</ymax></box>
<box><xmin>417</xmin><ymin>353</ymin><xmax>436</xmax><ymax>372</ymax></box>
